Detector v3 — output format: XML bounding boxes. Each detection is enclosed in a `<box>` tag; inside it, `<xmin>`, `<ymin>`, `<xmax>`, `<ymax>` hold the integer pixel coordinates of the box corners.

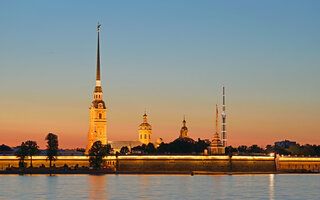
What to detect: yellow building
<box><xmin>138</xmin><ymin>113</ymin><xmax>152</xmax><ymax>145</ymax></box>
<box><xmin>207</xmin><ymin>132</ymin><xmax>225</xmax><ymax>155</ymax></box>
<box><xmin>86</xmin><ymin>24</ymin><xmax>108</xmax><ymax>154</ymax></box>
<box><xmin>207</xmin><ymin>105</ymin><xmax>225</xmax><ymax>155</ymax></box>
<box><xmin>179</xmin><ymin>117</ymin><xmax>189</xmax><ymax>138</ymax></box>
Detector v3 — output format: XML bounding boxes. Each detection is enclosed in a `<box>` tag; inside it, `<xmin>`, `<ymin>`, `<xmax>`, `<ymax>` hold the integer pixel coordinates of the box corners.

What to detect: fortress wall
<box><xmin>117</xmin><ymin>159</ymin><xmax>230</xmax><ymax>173</ymax></box>
<box><xmin>0</xmin><ymin>156</ymin><xmax>90</xmax><ymax>170</ymax></box>
<box><xmin>231</xmin><ymin>156</ymin><xmax>276</xmax><ymax>172</ymax></box>
<box><xmin>3</xmin><ymin>155</ymin><xmax>320</xmax><ymax>173</ymax></box>
<box><xmin>115</xmin><ymin>155</ymin><xmax>275</xmax><ymax>173</ymax></box>
<box><xmin>277</xmin><ymin>157</ymin><xmax>320</xmax><ymax>172</ymax></box>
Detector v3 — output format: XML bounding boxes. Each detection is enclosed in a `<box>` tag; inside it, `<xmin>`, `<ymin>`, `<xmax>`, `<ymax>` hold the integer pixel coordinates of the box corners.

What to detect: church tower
<box><xmin>86</xmin><ymin>24</ymin><xmax>107</xmax><ymax>154</ymax></box>
<box><xmin>179</xmin><ymin>116</ymin><xmax>189</xmax><ymax>138</ymax></box>
<box><xmin>207</xmin><ymin>105</ymin><xmax>225</xmax><ymax>155</ymax></box>
<box><xmin>138</xmin><ymin>112</ymin><xmax>152</xmax><ymax>145</ymax></box>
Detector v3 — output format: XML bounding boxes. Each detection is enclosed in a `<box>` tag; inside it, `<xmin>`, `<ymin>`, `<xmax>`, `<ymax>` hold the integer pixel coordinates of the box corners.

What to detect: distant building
<box><xmin>108</xmin><ymin>141</ymin><xmax>142</xmax><ymax>153</ymax></box>
<box><xmin>138</xmin><ymin>112</ymin><xmax>152</xmax><ymax>145</ymax></box>
<box><xmin>179</xmin><ymin>117</ymin><xmax>189</xmax><ymax>139</ymax></box>
<box><xmin>207</xmin><ymin>105</ymin><xmax>225</xmax><ymax>155</ymax></box>
<box><xmin>59</xmin><ymin>149</ymin><xmax>84</xmax><ymax>156</ymax></box>
<box><xmin>207</xmin><ymin>132</ymin><xmax>225</xmax><ymax>155</ymax></box>
<box><xmin>0</xmin><ymin>144</ymin><xmax>13</xmax><ymax>155</ymax></box>
<box><xmin>275</xmin><ymin>140</ymin><xmax>296</xmax><ymax>148</ymax></box>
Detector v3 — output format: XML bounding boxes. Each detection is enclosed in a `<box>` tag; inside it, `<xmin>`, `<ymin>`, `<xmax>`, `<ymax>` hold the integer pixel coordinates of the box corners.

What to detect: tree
<box><xmin>25</xmin><ymin>140</ymin><xmax>40</xmax><ymax>168</ymax></box>
<box><xmin>248</xmin><ymin>145</ymin><xmax>264</xmax><ymax>153</ymax></box>
<box><xmin>0</xmin><ymin>144</ymin><xmax>13</xmax><ymax>152</ymax></box>
<box><xmin>45</xmin><ymin>133</ymin><xmax>59</xmax><ymax>168</ymax></box>
<box><xmin>15</xmin><ymin>142</ymin><xmax>28</xmax><ymax>168</ymax></box>
<box><xmin>120</xmin><ymin>146</ymin><xmax>129</xmax><ymax>154</ymax></box>
<box><xmin>89</xmin><ymin>141</ymin><xmax>112</xmax><ymax>169</ymax></box>
<box><xmin>194</xmin><ymin>139</ymin><xmax>210</xmax><ymax>153</ymax></box>
<box><xmin>145</xmin><ymin>143</ymin><xmax>156</xmax><ymax>154</ymax></box>
<box><xmin>237</xmin><ymin>145</ymin><xmax>248</xmax><ymax>153</ymax></box>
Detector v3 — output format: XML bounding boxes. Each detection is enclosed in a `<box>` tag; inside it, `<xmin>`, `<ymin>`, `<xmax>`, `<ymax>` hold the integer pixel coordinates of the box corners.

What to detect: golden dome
<box><xmin>139</xmin><ymin>122</ymin><xmax>152</xmax><ymax>130</ymax></box>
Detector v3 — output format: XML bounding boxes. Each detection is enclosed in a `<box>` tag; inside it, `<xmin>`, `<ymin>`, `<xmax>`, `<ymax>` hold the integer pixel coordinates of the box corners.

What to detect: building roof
<box><xmin>139</xmin><ymin>122</ymin><xmax>152</xmax><ymax>130</ymax></box>
<box><xmin>108</xmin><ymin>141</ymin><xmax>142</xmax><ymax>150</ymax></box>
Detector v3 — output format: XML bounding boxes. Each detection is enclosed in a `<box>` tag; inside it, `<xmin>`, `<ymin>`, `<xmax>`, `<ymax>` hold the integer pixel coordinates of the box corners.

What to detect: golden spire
<box><xmin>94</xmin><ymin>23</ymin><xmax>102</xmax><ymax>94</ymax></box>
<box><xmin>183</xmin><ymin>115</ymin><xmax>186</xmax><ymax>127</ymax></box>
<box><xmin>96</xmin><ymin>23</ymin><xmax>101</xmax><ymax>81</ymax></box>
<box><xmin>143</xmin><ymin>112</ymin><xmax>147</xmax><ymax>123</ymax></box>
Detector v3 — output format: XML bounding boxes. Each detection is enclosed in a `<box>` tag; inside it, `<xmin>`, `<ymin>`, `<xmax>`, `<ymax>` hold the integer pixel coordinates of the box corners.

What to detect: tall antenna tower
<box><xmin>222</xmin><ymin>84</ymin><xmax>227</xmax><ymax>147</ymax></box>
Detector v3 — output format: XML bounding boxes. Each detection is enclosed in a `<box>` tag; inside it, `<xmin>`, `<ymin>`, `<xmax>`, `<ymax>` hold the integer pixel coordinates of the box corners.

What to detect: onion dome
<box><xmin>180</xmin><ymin>117</ymin><xmax>189</xmax><ymax>138</ymax></box>
<box><xmin>139</xmin><ymin>113</ymin><xmax>152</xmax><ymax>130</ymax></box>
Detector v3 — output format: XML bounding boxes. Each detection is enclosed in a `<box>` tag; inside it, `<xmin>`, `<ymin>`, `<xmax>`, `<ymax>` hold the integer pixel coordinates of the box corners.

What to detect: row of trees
<box><xmin>120</xmin><ymin>142</ymin><xmax>320</xmax><ymax>157</ymax></box>
<box><xmin>14</xmin><ymin>134</ymin><xmax>113</xmax><ymax>170</ymax></box>
<box><xmin>226</xmin><ymin>144</ymin><xmax>320</xmax><ymax>156</ymax></box>
<box><xmin>13</xmin><ymin>135</ymin><xmax>320</xmax><ymax>169</ymax></box>
<box><xmin>123</xmin><ymin>138</ymin><xmax>210</xmax><ymax>155</ymax></box>
<box><xmin>15</xmin><ymin>133</ymin><xmax>58</xmax><ymax>168</ymax></box>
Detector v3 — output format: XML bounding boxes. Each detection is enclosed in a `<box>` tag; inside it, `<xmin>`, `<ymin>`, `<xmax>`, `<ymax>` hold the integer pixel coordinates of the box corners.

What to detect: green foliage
<box><xmin>120</xmin><ymin>146</ymin><xmax>129</xmax><ymax>154</ymax></box>
<box><xmin>45</xmin><ymin>133</ymin><xmax>59</xmax><ymax>168</ymax></box>
<box><xmin>132</xmin><ymin>139</ymin><xmax>209</xmax><ymax>154</ymax></box>
<box><xmin>226</xmin><ymin>144</ymin><xmax>320</xmax><ymax>156</ymax></box>
<box><xmin>145</xmin><ymin>143</ymin><xmax>156</xmax><ymax>153</ymax></box>
<box><xmin>89</xmin><ymin>141</ymin><xmax>112</xmax><ymax>169</ymax></box>
<box><xmin>15</xmin><ymin>142</ymin><xmax>28</xmax><ymax>168</ymax></box>
<box><xmin>0</xmin><ymin>144</ymin><xmax>13</xmax><ymax>152</ymax></box>
<box><xmin>25</xmin><ymin>140</ymin><xmax>40</xmax><ymax>167</ymax></box>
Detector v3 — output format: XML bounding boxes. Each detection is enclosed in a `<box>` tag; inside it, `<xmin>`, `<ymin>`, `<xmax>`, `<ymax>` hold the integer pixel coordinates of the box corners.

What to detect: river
<box><xmin>0</xmin><ymin>174</ymin><xmax>319</xmax><ymax>199</ymax></box>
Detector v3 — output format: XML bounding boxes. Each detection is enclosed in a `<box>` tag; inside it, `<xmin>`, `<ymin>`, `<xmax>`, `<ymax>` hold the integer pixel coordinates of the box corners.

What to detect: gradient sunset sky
<box><xmin>0</xmin><ymin>0</ymin><xmax>319</xmax><ymax>148</ymax></box>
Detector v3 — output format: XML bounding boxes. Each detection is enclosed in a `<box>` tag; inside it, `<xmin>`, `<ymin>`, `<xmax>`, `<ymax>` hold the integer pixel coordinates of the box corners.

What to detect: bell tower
<box><xmin>179</xmin><ymin>116</ymin><xmax>189</xmax><ymax>138</ymax></box>
<box><xmin>138</xmin><ymin>112</ymin><xmax>152</xmax><ymax>145</ymax></box>
<box><xmin>86</xmin><ymin>24</ymin><xmax>108</xmax><ymax>154</ymax></box>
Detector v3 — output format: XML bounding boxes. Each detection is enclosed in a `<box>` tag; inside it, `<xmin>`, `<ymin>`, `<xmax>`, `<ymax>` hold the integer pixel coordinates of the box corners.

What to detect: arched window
<box><xmin>144</xmin><ymin>134</ymin><xmax>146</xmax><ymax>139</ymax></box>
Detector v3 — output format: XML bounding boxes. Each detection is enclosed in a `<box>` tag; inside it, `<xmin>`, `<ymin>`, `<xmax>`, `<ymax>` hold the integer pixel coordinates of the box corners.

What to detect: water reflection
<box><xmin>135</xmin><ymin>175</ymin><xmax>151</xmax><ymax>198</ymax></box>
<box><xmin>1</xmin><ymin>174</ymin><xmax>319</xmax><ymax>199</ymax></box>
<box><xmin>269</xmin><ymin>174</ymin><xmax>274</xmax><ymax>200</ymax></box>
<box><xmin>89</xmin><ymin>175</ymin><xmax>107</xmax><ymax>200</ymax></box>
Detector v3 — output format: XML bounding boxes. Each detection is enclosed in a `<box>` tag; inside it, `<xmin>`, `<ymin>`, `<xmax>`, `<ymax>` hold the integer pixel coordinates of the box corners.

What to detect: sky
<box><xmin>0</xmin><ymin>0</ymin><xmax>319</xmax><ymax>149</ymax></box>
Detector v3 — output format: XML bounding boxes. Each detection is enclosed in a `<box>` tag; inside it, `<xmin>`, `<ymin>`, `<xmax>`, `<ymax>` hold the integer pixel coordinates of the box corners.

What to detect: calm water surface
<box><xmin>0</xmin><ymin>174</ymin><xmax>319</xmax><ymax>200</ymax></box>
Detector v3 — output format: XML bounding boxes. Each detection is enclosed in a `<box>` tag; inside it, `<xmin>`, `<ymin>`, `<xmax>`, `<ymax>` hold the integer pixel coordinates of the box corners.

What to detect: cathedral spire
<box><xmin>96</xmin><ymin>23</ymin><xmax>101</xmax><ymax>82</ymax></box>
<box><xmin>94</xmin><ymin>24</ymin><xmax>102</xmax><ymax>95</ymax></box>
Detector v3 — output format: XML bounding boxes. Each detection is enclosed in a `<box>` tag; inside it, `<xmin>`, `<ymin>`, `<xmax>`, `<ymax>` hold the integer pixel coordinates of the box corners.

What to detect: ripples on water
<box><xmin>0</xmin><ymin>174</ymin><xmax>319</xmax><ymax>200</ymax></box>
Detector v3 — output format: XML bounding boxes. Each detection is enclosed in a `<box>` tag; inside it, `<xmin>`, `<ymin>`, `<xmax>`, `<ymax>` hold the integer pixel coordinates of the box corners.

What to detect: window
<box><xmin>149</xmin><ymin>135</ymin><xmax>151</xmax><ymax>139</ymax></box>
<box><xmin>140</xmin><ymin>135</ymin><xmax>142</xmax><ymax>139</ymax></box>
<box><xmin>144</xmin><ymin>134</ymin><xmax>146</xmax><ymax>139</ymax></box>
<box><xmin>99</xmin><ymin>113</ymin><xmax>102</xmax><ymax>119</ymax></box>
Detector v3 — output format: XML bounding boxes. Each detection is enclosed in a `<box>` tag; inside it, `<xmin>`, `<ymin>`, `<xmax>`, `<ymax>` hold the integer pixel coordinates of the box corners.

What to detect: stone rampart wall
<box><xmin>277</xmin><ymin>157</ymin><xmax>320</xmax><ymax>172</ymax></box>
<box><xmin>1</xmin><ymin>155</ymin><xmax>319</xmax><ymax>173</ymax></box>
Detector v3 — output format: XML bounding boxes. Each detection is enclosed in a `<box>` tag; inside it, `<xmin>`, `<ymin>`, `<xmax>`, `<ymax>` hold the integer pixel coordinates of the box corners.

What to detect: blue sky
<box><xmin>0</xmin><ymin>0</ymin><xmax>319</xmax><ymax>147</ymax></box>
